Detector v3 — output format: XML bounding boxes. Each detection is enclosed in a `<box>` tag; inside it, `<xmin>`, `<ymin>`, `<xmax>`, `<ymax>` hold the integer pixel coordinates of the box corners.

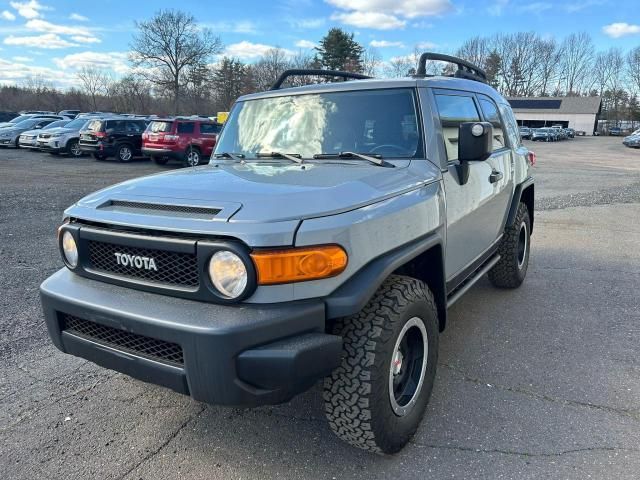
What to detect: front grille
<box><xmin>87</xmin><ymin>240</ymin><xmax>199</xmax><ymax>288</ymax></box>
<box><xmin>62</xmin><ymin>314</ymin><xmax>184</xmax><ymax>366</ymax></box>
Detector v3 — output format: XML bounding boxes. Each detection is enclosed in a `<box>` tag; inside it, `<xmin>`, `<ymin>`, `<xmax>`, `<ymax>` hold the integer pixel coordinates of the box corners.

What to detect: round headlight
<box><xmin>62</xmin><ymin>231</ymin><xmax>78</xmax><ymax>268</ymax></box>
<box><xmin>208</xmin><ymin>250</ymin><xmax>248</xmax><ymax>299</ymax></box>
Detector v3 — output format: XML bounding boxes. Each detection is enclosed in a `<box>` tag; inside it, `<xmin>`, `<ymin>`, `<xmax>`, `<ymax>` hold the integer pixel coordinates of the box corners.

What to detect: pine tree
<box><xmin>315</xmin><ymin>28</ymin><xmax>364</xmax><ymax>73</ymax></box>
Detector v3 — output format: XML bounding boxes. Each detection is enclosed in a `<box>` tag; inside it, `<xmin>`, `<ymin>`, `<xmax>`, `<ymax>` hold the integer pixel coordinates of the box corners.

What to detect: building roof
<box><xmin>507</xmin><ymin>96</ymin><xmax>602</xmax><ymax>114</ymax></box>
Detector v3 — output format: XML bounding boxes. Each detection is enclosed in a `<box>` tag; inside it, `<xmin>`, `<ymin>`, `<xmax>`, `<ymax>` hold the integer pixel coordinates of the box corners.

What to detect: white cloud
<box><xmin>287</xmin><ymin>17</ymin><xmax>325</xmax><ymax>29</ymax></box>
<box><xmin>9</xmin><ymin>0</ymin><xmax>51</xmax><ymax>19</ymax></box>
<box><xmin>12</xmin><ymin>55</ymin><xmax>32</xmax><ymax>62</ymax></box>
<box><xmin>603</xmin><ymin>22</ymin><xmax>640</xmax><ymax>38</ymax></box>
<box><xmin>416</xmin><ymin>41</ymin><xmax>438</xmax><ymax>49</ymax></box>
<box><xmin>0</xmin><ymin>58</ymin><xmax>78</xmax><ymax>87</ymax></box>
<box><xmin>331</xmin><ymin>11</ymin><xmax>406</xmax><ymax>30</ymax></box>
<box><xmin>370</xmin><ymin>40</ymin><xmax>405</xmax><ymax>48</ymax></box>
<box><xmin>25</xmin><ymin>18</ymin><xmax>92</xmax><ymax>36</ymax></box>
<box><xmin>53</xmin><ymin>51</ymin><xmax>130</xmax><ymax>74</ymax></box>
<box><xmin>202</xmin><ymin>20</ymin><xmax>258</xmax><ymax>34</ymax></box>
<box><xmin>2</xmin><ymin>10</ymin><xmax>17</xmax><ymax>21</ymax></box>
<box><xmin>487</xmin><ymin>0</ymin><xmax>509</xmax><ymax>16</ymax></box>
<box><xmin>4</xmin><ymin>33</ymin><xmax>78</xmax><ymax>48</ymax></box>
<box><xmin>295</xmin><ymin>39</ymin><xmax>317</xmax><ymax>49</ymax></box>
<box><xmin>223</xmin><ymin>41</ymin><xmax>293</xmax><ymax>60</ymax></box>
<box><xmin>69</xmin><ymin>13</ymin><xmax>88</xmax><ymax>21</ymax></box>
<box><xmin>326</xmin><ymin>0</ymin><xmax>452</xmax><ymax>19</ymax></box>
<box><xmin>71</xmin><ymin>35</ymin><xmax>101</xmax><ymax>44</ymax></box>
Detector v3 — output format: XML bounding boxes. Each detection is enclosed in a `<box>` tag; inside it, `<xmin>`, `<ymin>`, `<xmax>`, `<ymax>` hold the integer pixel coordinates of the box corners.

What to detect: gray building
<box><xmin>507</xmin><ymin>96</ymin><xmax>602</xmax><ymax>135</ymax></box>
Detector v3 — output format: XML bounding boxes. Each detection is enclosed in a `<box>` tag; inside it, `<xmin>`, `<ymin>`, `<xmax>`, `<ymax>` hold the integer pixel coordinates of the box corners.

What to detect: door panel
<box><xmin>431</xmin><ymin>90</ymin><xmax>513</xmax><ymax>281</ymax></box>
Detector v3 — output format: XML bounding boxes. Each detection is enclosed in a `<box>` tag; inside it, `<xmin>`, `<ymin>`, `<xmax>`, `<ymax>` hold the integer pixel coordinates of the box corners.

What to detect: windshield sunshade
<box><xmin>215</xmin><ymin>88</ymin><xmax>422</xmax><ymax>160</ymax></box>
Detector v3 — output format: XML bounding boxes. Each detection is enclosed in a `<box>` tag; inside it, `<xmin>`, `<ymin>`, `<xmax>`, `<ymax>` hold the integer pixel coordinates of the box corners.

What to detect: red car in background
<box><xmin>142</xmin><ymin>117</ymin><xmax>222</xmax><ymax>167</ymax></box>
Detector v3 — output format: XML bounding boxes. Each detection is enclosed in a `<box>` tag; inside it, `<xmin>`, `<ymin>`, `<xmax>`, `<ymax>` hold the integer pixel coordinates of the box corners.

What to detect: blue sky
<box><xmin>0</xmin><ymin>0</ymin><xmax>639</xmax><ymax>88</ymax></box>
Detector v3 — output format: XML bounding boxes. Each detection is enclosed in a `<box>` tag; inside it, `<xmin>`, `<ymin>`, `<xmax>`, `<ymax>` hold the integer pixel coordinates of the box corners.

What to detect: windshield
<box><xmin>13</xmin><ymin>119</ymin><xmax>40</xmax><ymax>129</ymax></box>
<box><xmin>64</xmin><ymin>118</ymin><xmax>89</xmax><ymax>130</ymax></box>
<box><xmin>45</xmin><ymin>120</ymin><xmax>69</xmax><ymax>129</ymax></box>
<box><xmin>215</xmin><ymin>88</ymin><xmax>422</xmax><ymax>159</ymax></box>
<box><xmin>9</xmin><ymin>115</ymin><xmax>32</xmax><ymax>123</ymax></box>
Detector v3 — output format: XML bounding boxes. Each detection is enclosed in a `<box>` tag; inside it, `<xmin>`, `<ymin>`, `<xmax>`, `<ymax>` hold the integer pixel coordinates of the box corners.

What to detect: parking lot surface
<box><xmin>1</xmin><ymin>137</ymin><xmax>639</xmax><ymax>480</ymax></box>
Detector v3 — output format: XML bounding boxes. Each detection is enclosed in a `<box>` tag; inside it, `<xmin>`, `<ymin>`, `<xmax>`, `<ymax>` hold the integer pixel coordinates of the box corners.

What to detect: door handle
<box><xmin>489</xmin><ymin>170</ymin><xmax>503</xmax><ymax>183</ymax></box>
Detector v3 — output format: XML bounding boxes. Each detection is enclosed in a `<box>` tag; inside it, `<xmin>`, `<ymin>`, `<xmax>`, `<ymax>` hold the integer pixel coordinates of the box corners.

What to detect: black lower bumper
<box><xmin>40</xmin><ymin>269</ymin><xmax>341</xmax><ymax>406</ymax></box>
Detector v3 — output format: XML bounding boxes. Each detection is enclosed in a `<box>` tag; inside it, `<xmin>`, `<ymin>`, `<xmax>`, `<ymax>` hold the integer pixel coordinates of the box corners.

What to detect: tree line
<box><xmin>1</xmin><ymin>9</ymin><xmax>639</xmax><ymax>125</ymax></box>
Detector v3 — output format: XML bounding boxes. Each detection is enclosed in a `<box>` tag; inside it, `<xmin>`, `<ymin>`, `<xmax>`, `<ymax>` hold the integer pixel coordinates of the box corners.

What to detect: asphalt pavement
<box><xmin>1</xmin><ymin>137</ymin><xmax>639</xmax><ymax>479</ymax></box>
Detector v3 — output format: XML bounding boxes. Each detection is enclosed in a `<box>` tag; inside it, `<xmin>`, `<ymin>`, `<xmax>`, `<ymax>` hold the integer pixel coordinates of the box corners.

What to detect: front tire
<box><xmin>324</xmin><ymin>275</ymin><xmax>439</xmax><ymax>454</ymax></box>
<box><xmin>66</xmin><ymin>139</ymin><xmax>82</xmax><ymax>157</ymax></box>
<box><xmin>489</xmin><ymin>202</ymin><xmax>531</xmax><ymax>288</ymax></box>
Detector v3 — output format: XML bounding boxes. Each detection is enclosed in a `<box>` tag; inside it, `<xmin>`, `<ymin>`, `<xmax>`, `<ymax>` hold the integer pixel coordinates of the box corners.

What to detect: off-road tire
<box><xmin>153</xmin><ymin>157</ymin><xmax>169</xmax><ymax>165</ymax></box>
<box><xmin>324</xmin><ymin>275</ymin><xmax>439</xmax><ymax>454</ymax></box>
<box><xmin>489</xmin><ymin>202</ymin><xmax>530</xmax><ymax>288</ymax></box>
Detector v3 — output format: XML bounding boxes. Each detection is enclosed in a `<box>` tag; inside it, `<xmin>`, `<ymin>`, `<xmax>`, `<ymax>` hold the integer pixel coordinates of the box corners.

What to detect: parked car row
<box><xmin>0</xmin><ymin>112</ymin><xmax>223</xmax><ymax>167</ymax></box>
<box><xmin>521</xmin><ymin>126</ymin><xmax>575</xmax><ymax>142</ymax></box>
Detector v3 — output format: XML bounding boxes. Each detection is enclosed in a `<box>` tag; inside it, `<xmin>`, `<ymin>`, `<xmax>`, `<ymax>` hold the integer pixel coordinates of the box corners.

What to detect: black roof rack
<box><xmin>415</xmin><ymin>52</ymin><xmax>487</xmax><ymax>84</ymax></box>
<box><xmin>270</xmin><ymin>69</ymin><xmax>372</xmax><ymax>90</ymax></box>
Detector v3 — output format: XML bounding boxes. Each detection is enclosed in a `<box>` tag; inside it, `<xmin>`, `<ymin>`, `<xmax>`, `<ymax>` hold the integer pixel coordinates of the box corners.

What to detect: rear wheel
<box><xmin>489</xmin><ymin>202</ymin><xmax>531</xmax><ymax>288</ymax></box>
<box><xmin>66</xmin><ymin>139</ymin><xmax>82</xmax><ymax>157</ymax></box>
<box><xmin>184</xmin><ymin>147</ymin><xmax>201</xmax><ymax>167</ymax></box>
<box><xmin>324</xmin><ymin>275</ymin><xmax>439</xmax><ymax>454</ymax></box>
<box><xmin>117</xmin><ymin>144</ymin><xmax>133</xmax><ymax>162</ymax></box>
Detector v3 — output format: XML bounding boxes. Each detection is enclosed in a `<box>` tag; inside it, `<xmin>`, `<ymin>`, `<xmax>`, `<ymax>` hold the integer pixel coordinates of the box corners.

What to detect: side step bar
<box><xmin>446</xmin><ymin>255</ymin><xmax>500</xmax><ymax>308</ymax></box>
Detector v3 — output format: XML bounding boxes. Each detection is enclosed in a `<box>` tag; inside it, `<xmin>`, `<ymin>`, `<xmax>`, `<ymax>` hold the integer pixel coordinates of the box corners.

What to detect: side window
<box><xmin>478</xmin><ymin>95</ymin><xmax>506</xmax><ymax>151</ymax></box>
<box><xmin>107</xmin><ymin>120</ymin><xmax>125</xmax><ymax>132</ymax></box>
<box><xmin>498</xmin><ymin>103</ymin><xmax>521</xmax><ymax>147</ymax></box>
<box><xmin>177</xmin><ymin>122</ymin><xmax>195</xmax><ymax>134</ymax></box>
<box><xmin>434</xmin><ymin>94</ymin><xmax>480</xmax><ymax>161</ymax></box>
<box><xmin>200</xmin><ymin>123</ymin><xmax>221</xmax><ymax>135</ymax></box>
<box><xmin>126</xmin><ymin>121</ymin><xmax>143</xmax><ymax>133</ymax></box>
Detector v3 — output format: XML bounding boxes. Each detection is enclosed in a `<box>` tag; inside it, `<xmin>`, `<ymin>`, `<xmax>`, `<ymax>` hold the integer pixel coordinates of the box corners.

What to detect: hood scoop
<box><xmin>98</xmin><ymin>199</ymin><xmax>231</xmax><ymax>220</ymax></box>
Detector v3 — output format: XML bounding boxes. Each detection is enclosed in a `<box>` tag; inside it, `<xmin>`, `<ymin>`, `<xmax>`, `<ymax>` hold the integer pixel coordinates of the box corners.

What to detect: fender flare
<box><xmin>507</xmin><ymin>177</ymin><xmax>534</xmax><ymax>233</ymax></box>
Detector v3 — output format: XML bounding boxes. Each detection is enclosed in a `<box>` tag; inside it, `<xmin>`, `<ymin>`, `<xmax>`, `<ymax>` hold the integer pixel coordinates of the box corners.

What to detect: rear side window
<box><xmin>177</xmin><ymin>122</ymin><xmax>195</xmax><ymax>134</ymax></box>
<box><xmin>106</xmin><ymin>120</ymin><xmax>126</xmax><ymax>131</ymax></box>
<box><xmin>148</xmin><ymin>121</ymin><xmax>173</xmax><ymax>133</ymax></box>
<box><xmin>200</xmin><ymin>123</ymin><xmax>222</xmax><ymax>134</ymax></box>
<box><xmin>498</xmin><ymin>103</ymin><xmax>521</xmax><ymax>147</ymax></box>
<box><xmin>126</xmin><ymin>121</ymin><xmax>144</xmax><ymax>133</ymax></box>
<box><xmin>478</xmin><ymin>95</ymin><xmax>506</xmax><ymax>151</ymax></box>
<box><xmin>434</xmin><ymin>94</ymin><xmax>480</xmax><ymax>161</ymax></box>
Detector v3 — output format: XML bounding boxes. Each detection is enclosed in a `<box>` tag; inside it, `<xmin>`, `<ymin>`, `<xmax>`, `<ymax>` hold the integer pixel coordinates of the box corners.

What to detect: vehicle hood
<box><xmin>20</xmin><ymin>128</ymin><xmax>41</xmax><ymax>136</ymax></box>
<box><xmin>0</xmin><ymin>127</ymin><xmax>21</xmax><ymax>135</ymax></box>
<box><xmin>41</xmin><ymin>126</ymin><xmax>78</xmax><ymax>135</ymax></box>
<box><xmin>70</xmin><ymin>160</ymin><xmax>436</xmax><ymax>225</ymax></box>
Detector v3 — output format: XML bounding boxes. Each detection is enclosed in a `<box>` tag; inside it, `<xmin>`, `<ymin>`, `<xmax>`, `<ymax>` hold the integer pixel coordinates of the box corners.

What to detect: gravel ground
<box><xmin>1</xmin><ymin>137</ymin><xmax>639</xmax><ymax>480</ymax></box>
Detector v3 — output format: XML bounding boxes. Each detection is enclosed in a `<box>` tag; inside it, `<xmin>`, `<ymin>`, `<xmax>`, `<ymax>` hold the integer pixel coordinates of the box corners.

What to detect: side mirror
<box><xmin>458</xmin><ymin>122</ymin><xmax>493</xmax><ymax>162</ymax></box>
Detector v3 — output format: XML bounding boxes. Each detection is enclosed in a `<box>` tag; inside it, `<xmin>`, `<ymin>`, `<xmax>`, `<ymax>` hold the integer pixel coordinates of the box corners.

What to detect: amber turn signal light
<box><xmin>251</xmin><ymin>245</ymin><xmax>348</xmax><ymax>285</ymax></box>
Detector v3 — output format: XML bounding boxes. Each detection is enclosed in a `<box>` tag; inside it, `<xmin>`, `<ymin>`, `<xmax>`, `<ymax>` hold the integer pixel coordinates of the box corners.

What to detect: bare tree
<box><xmin>627</xmin><ymin>46</ymin><xmax>640</xmax><ymax>95</ymax></box>
<box><xmin>252</xmin><ymin>48</ymin><xmax>292</xmax><ymax>91</ymax></box>
<box><xmin>130</xmin><ymin>9</ymin><xmax>222</xmax><ymax>114</ymax></box>
<box><xmin>559</xmin><ymin>32</ymin><xmax>594</xmax><ymax>95</ymax></box>
<box><xmin>361</xmin><ymin>47</ymin><xmax>382</xmax><ymax>76</ymax></box>
<box><xmin>76</xmin><ymin>66</ymin><xmax>111</xmax><ymax>111</ymax></box>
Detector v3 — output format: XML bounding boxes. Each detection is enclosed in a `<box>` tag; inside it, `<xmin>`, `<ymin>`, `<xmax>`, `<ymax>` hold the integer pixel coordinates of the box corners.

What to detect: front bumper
<box><xmin>38</xmin><ymin>137</ymin><xmax>65</xmax><ymax>151</ymax></box>
<box><xmin>40</xmin><ymin>269</ymin><xmax>341</xmax><ymax>406</ymax></box>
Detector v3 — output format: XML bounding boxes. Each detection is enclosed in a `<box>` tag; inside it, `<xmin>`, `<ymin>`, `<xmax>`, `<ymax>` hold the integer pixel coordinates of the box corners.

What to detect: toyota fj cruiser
<box><xmin>40</xmin><ymin>53</ymin><xmax>535</xmax><ymax>454</ymax></box>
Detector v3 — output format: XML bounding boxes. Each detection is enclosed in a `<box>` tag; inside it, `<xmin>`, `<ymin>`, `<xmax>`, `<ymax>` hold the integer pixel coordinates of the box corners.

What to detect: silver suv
<box><xmin>36</xmin><ymin>116</ymin><xmax>100</xmax><ymax>156</ymax></box>
<box><xmin>40</xmin><ymin>53</ymin><xmax>534</xmax><ymax>454</ymax></box>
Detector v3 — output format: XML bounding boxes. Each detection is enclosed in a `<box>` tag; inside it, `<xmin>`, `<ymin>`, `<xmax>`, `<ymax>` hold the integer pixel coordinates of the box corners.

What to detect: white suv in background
<box><xmin>37</xmin><ymin>116</ymin><xmax>100</xmax><ymax>157</ymax></box>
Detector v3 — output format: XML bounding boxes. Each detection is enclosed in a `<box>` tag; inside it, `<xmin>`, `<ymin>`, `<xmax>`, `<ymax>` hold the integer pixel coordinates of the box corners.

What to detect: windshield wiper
<box><xmin>256</xmin><ymin>152</ymin><xmax>303</xmax><ymax>164</ymax></box>
<box><xmin>214</xmin><ymin>152</ymin><xmax>245</xmax><ymax>161</ymax></box>
<box><xmin>312</xmin><ymin>151</ymin><xmax>388</xmax><ymax>167</ymax></box>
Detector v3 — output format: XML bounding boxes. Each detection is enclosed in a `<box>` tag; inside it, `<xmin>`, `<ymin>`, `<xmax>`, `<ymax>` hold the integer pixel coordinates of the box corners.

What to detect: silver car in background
<box><xmin>0</xmin><ymin>117</ymin><xmax>61</xmax><ymax>148</ymax></box>
<box><xmin>19</xmin><ymin>120</ymin><xmax>70</xmax><ymax>148</ymax></box>
<box><xmin>37</xmin><ymin>116</ymin><xmax>100</xmax><ymax>156</ymax></box>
